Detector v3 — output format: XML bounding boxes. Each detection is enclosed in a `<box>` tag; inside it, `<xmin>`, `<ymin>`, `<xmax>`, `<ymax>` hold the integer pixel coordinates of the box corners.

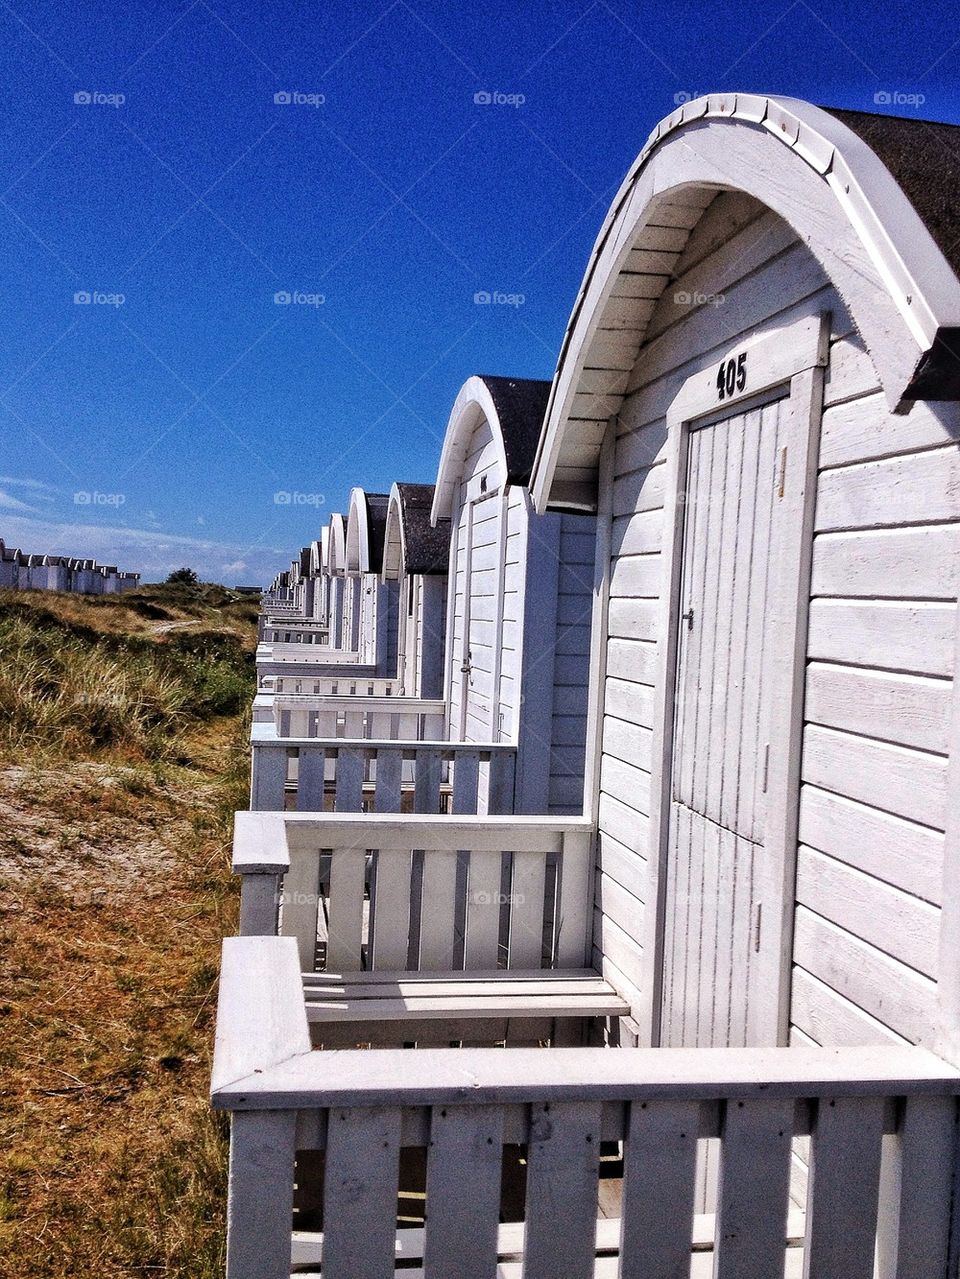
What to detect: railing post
<box><xmin>225</xmin><ymin>1111</ymin><xmax>297</xmax><ymax>1279</ymax></box>
<box><xmin>239</xmin><ymin>873</ymin><xmax>281</xmax><ymax>935</ymax></box>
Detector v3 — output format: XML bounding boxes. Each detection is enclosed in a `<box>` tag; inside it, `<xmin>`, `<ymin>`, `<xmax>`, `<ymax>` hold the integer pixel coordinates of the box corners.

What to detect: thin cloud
<box><xmin>0</xmin><ymin>489</ymin><xmax>41</xmax><ymax>514</ymax></box>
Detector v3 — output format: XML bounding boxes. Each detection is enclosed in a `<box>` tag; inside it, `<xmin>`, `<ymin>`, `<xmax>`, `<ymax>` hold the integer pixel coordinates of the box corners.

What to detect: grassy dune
<box><xmin>0</xmin><ymin>584</ymin><xmax>257</xmax><ymax>1276</ymax></box>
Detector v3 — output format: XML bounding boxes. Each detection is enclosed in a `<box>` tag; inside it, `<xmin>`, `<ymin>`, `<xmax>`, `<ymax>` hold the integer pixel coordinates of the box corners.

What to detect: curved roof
<box><xmin>532</xmin><ymin>94</ymin><xmax>960</xmax><ymax>513</ymax></box>
<box><xmin>382</xmin><ymin>483</ymin><xmax>450</xmax><ymax>580</ymax></box>
<box><xmin>432</xmin><ymin>375</ymin><xmax>552</xmax><ymax>521</ymax></box>
<box><xmin>326</xmin><ymin>512</ymin><xmax>347</xmax><ymax>576</ymax></box>
<box><xmin>345</xmin><ymin>488</ymin><xmax>390</xmax><ymax>574</ymax></box>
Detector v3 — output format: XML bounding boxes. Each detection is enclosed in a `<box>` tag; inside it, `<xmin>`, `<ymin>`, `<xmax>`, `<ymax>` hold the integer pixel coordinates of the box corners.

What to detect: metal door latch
<box><xmin>681</xmin><ymin>608</ymin><xmax>695</xmax><ymax>631</ymax></box>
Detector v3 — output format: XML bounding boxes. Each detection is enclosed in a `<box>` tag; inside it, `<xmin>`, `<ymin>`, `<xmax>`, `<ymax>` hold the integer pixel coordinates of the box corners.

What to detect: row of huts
<box><xmin>0</xmin><ymin>538</ymin><xmax>140</xmax><ymax>594</ymax></box>
<box><xmin>217</xmin><ymin>94</ymin><xmax>960</xmax><ymax>1277</ymax></box>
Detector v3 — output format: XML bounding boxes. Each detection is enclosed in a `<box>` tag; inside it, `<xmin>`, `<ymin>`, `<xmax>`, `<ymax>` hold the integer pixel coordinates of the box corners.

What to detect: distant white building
<box><xmin>0</xmin><ymin>540</ymin><xmax>140</xmax><ymax>595</ymax></box>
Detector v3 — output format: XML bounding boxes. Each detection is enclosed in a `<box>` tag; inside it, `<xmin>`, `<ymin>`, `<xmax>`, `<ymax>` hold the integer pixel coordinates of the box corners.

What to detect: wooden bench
<box><xmin>235</xmin><ymin>813</ymin><xmax>631</xmax><ymax>1046</ymax></box>
<box><xmin>301</xmin><ymin>967</ymin><xmax>630</xmax><ymax>1047</ymax></box>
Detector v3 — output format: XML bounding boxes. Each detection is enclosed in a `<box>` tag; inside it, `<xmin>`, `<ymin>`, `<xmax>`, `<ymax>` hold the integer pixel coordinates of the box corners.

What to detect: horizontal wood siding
<box><xmin>548</xmin><ymin>514</ymin><xmax>594</xmax><ymax>813</ymax></box>
<box><xmin>794</xmin><ymin>337</ymin><xmax>960</xmax><ymax>1049</ymax></box>
<box><xmin>595</xmin><ymin>191</ymin><xmax>960</xmax><ymax>1051</ymax></box>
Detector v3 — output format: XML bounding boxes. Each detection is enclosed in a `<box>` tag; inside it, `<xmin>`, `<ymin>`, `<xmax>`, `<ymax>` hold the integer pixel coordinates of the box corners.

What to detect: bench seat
<box><xmin>302</xmin><ymin>968</ymin><xmax>630</xmax><ymax>1047</ymax></box>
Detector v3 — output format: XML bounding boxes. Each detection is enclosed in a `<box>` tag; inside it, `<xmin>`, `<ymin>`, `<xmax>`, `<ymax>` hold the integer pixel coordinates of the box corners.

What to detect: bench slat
<box><xmin>303</xmin><ymin>993</ymin><xmax>630</xmax><ymax>1022</ymax></box>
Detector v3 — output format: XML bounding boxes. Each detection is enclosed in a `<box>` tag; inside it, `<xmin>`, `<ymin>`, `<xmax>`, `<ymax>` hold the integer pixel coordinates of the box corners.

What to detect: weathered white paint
<box><xmin>433</xmin><ymin>376</ymin><xmax>595</xmax><ymax>814</ymax></box>
<box><xmin>555</xmin><ymin>125</ymin><xmax>960</xmax><ymax>1056</ymax></box>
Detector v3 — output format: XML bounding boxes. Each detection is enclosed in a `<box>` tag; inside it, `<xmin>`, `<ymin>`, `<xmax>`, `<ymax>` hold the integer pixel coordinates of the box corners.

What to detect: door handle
<box><xmin>681</xmin><ymin>608</ymin><xmax>695</xmax><ymax>631</ymax></box>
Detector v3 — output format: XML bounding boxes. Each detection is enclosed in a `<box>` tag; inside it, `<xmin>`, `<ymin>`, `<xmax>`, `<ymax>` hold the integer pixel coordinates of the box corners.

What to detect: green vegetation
<box><xmin>0</xmin><ymin>583</ymin><xmax>256</xmax><ymax>1277</ymax></box>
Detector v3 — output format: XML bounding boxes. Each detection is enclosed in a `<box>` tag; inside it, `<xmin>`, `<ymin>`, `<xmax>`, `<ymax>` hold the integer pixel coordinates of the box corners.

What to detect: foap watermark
<box><xmin>74</xmin><ymin>290</ymin><xmax>125</xmax><ymax>307</ymax></box>
<box><xmin>673</xmin><ymin>90</ymin><xmax>705</xmax><ymax>105</ymax></box>
<box><xmin>74</xmin><ymin>490</ymin><xmax>125</xmax><ymax>507</ymax></box>
<box><xmin>874</xmin><ymin>90</ymin><xmax>925</xmax><ymax>108</ymax></box>
<box><xmin>473</xmin><ymin>89</ymin><xmax>525</xmax><ymax>108</ymax></box>
<box><xmin>474</xmin><ymin>289</ymin><xmax>525</xmax><ymax>308</ymax></box>
<box><xmin>274</xmin><ymin>90</ymin><xmax>325</xmax><ymax>107</ymax></box>
<box><xmin>469</xmin><ymin>890</ymin><xmax>525</xmax><ymax>906</ymax></box>
<box><xmin>74</xmin><ymin>89</ymin><xmax>125</xmax><ymax>107</ymax></box>
<box><xmin>674</xmin><ymin>289</ymin><xmax>725</xmax><ymax>308</ymax></box>
<box><xmin>274</xmin><ymin>290</ymin><xmax>325</xmax><ymax>307</ymax></box>
<box><xmin>274</xmin><ymin>490</ymin><xmax>325</xmax><ymax>508</ymax></box>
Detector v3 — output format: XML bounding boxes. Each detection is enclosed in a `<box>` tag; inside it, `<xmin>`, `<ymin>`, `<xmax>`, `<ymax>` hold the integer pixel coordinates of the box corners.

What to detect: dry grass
<box><xmin>0</xmin><ymin>586</ymin><xmax>256</xmax><ymax>1276</ymax></box>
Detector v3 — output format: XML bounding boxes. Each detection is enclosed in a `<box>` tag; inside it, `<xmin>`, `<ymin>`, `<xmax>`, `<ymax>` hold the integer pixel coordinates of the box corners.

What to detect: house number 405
<box><xmin>716</xmin><ymin>352</ymin><xmax>747</xmax><ymax>400</ymax></box>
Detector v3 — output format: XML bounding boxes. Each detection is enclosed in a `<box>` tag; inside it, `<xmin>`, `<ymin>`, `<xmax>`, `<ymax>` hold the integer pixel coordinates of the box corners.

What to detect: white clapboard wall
<box><xmin>593</xmin><ymin>189</ymin><xmax>958</xmax><ymax>1052</ymax></box>
<box><xmin>443</xmin><ymin>404</ymin><xmax>593</xmax><ymax>815</ymax></box>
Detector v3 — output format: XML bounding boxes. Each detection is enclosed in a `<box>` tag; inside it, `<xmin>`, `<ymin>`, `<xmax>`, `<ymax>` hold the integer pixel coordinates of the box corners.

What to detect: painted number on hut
<box><xmin>716</xmin><ymin>352</ymin><xmax>747</xmax><ymax>401</ymax></box>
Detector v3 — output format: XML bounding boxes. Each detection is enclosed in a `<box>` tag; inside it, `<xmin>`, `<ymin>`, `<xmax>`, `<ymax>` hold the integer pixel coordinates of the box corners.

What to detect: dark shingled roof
<box><xmin>364</xmin><ymin>492</ymin><xmax>390</xmax><ymax>573</ymax></box>
<box><xmin>825</xmin><ymin>108</ymin><xmax>960</xmax><ymax>282</ymax></box>
<box><xmin>477</xmin><ymin>375</ymin><xmax>552</xmax><ymax>486</ymax></box>
<box><xmin>394</xmin><ymin>483</ymin><xmax>450</xmax><ymax>575</ymax></box>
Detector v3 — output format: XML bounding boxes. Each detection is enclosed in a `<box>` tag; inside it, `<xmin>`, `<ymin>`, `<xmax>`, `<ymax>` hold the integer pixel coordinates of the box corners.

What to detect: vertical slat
<box><xmin>706</xmin><ymin>409</ymin><xmax>746</xmax><ymax>821</ymax></box>
<box><xmin>335</xmin><ymin>747</ymin><xmax>364</xmax><ymax>812</ymax></box>
<box><xmin>370</xmin><ymin>848</ymin><xmax>412</xmax><ymax>969</ymax></box>
<box><xmin>877</xmin><ymin>1095</ymin><xmax>956</xmax><ymax>1279</ymax></box>
<box><xmin>414</xmin><ymin>748</ymin><xmax>442</xmax><ymax>813</ymax></box>
<box><xmin>681</xmin><ymin>812</ymin><xmax>704</xmax><ymax>1048</ymax></box>
<box><xmin>509</xmin><ymin>850</ymin><xmax>547</xmax><ymax>969</ymax></box>
<box><xmin>321</xmin><ymin>1107</ymin><xmax>401</xmax><ymax>1279</ymax></box>
<box><xmin>374</xmin><ymin>746</ymin><xmax>402</xmax><ymax>813</ymax></box>
<box><xmin>556</xmin><ymin>829</ymin><xmax>592</xmax><ymax>968</ymax></box>
<box><xmin>419</xmin><ymin>850</ymin><xmax>458</xmax><ymax>970</ymax></box>
<box><xmin>464</xmin><ymin>850</ymin><xmax>503</xmax><ymax>969</ymax></box>
<box><xmin>696</xmin><ymin>820</ymin><xmax>721</xmax><ymax>1045</ymax></box>
<box><xmin>296</xmin><ymin>747</ymin><xmax>326</xmax><ymax>811</ymax></box>
<box><xmin>714</xmin><ymin>1097</ymin><xmax>793</xmax><ymax>1279</ymax></box>
<box><xmin>423</xmin><ymin>1105</ymin><xmax>504</xmax><ymax>1279</ymax></box>
<box><xmin>523</xmin><ymin>1100</ymin><xmax>601</xmax><ymax>1279</ymax></box>
<box><xmin>486</xmin><ymin>748</ymin><xmax>516</xmax><ymax>814</ymax></box>
<box><xmin>225</xmin><ymin>1111</ymin><xmax>297</xmax><ymax>1279</ymax></box>
<box><xmin>744</xmin><ymin>399</ymin><xmax>782</xmax><ymax>842</ymax></box>
<box><xmin>452</xmin><ymin>749</ymin><xmax>481</xmax><ymax>814</ymax></box>
<box><xmin>281</xmin><ymin>847</ymin><xmax>321</xmax><ymax>972</ymax></box>
<box><xmin>720</xmin><ymin>407</ymin><xmax>761</xmax><ymax>830</ymax></box>
<box><xmin>619</xmin><ymin>1100</ymin><xmax>699</xmax><ymax>1279</ymax></box>
<box><xmin>802</xmin><ymin>1096</ymin><xmax>885</xmax><ymax>1279</ymax></box>
<box><xmin>250</xmin><ymin>744</ymin><xmax>287</xmax><ymax>811</ymax></box>
<box><xmin>326</xmin><ymin>847</ymin><xmax>367</xmax><ymax>971</ymax></box>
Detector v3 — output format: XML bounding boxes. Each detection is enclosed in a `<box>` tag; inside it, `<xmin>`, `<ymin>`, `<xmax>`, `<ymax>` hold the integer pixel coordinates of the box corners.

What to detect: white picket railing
<box><xmin>248</xmin><ymin>726</ymin><xmax>518</xmax><ymax>814</ymax></box>
<box><xmin>213</xmin><ymin>934</ymin><xmax>960</xmax><ymax>1279</ymax></box>
<box><xmin>269</xmin><ymin>675</ymin><xmax>403</xmax><ymax>697</ymax></box>
<box><xmin>259</xmin><ymin>621</ymin><xmax>331</xmax><ymax>644</ymax></box>
<box><xmin>271</xmin><ymin>694</ymin><xmax>446</xmax><ymax>740</ymax></box>
<box><xmin>233</xmin><ymin>811</ymin><xmax>593</xmax><ymax>973</ymax></box>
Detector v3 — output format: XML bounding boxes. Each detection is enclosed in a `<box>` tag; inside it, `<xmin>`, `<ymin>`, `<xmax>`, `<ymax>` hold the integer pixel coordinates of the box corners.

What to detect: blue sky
<box><xmin>2</xmin><ymin>0</ymin><xmax>958</xmax><ymax>583</ymax></box>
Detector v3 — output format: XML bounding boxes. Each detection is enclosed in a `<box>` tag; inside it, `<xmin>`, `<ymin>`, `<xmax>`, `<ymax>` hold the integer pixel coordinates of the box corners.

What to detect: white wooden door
<box><xmin>660</xmin><ymin>393</ymin><xmax>789</xmax><ymax>1049</ymax></box>
<box><xmin>458</xmin><ymin>492</ymin><xmax>499</xmax><ymax>740</ymax></box>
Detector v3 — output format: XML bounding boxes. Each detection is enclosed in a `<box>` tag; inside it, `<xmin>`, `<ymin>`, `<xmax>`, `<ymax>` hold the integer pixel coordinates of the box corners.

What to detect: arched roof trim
<box><xmin>345</xmin><ymin>488</ymin><xmax>391</xmax><ymax>574</ymax></box>
<box><xmin>326</xmin><ymin>513</ymin><xmax>346</xmax><ymax>576</ymax></box>
<box><xmin>432</xmin><ymin>375</ymin><xmax>551</xmax><ymax>522</ymax></box>
<box><xmin>532</xmin><ymin>93</ymin><xmax>960</xmax><ymax>513</ymax></box>
<box><xmin>382</xmin><ymin>482</ymin><xmax>450</xmax><ymax>581</ymax></box>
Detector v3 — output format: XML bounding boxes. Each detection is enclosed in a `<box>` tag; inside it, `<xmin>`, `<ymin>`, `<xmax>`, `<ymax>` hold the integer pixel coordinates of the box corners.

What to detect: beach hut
<box><xmin>531</xmin><ymin>94</ymin><xmax>960</xmax><ymax>1056</ymax></box>
<box><xmin>380</xmin><ymin>482</ymin><xmax>449</xmax><ymax>697</ymax></box>
<box><xmin>344</xmin><ymin>488</ymin><xmax>399</xmax><ymax>676</ymax></box>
